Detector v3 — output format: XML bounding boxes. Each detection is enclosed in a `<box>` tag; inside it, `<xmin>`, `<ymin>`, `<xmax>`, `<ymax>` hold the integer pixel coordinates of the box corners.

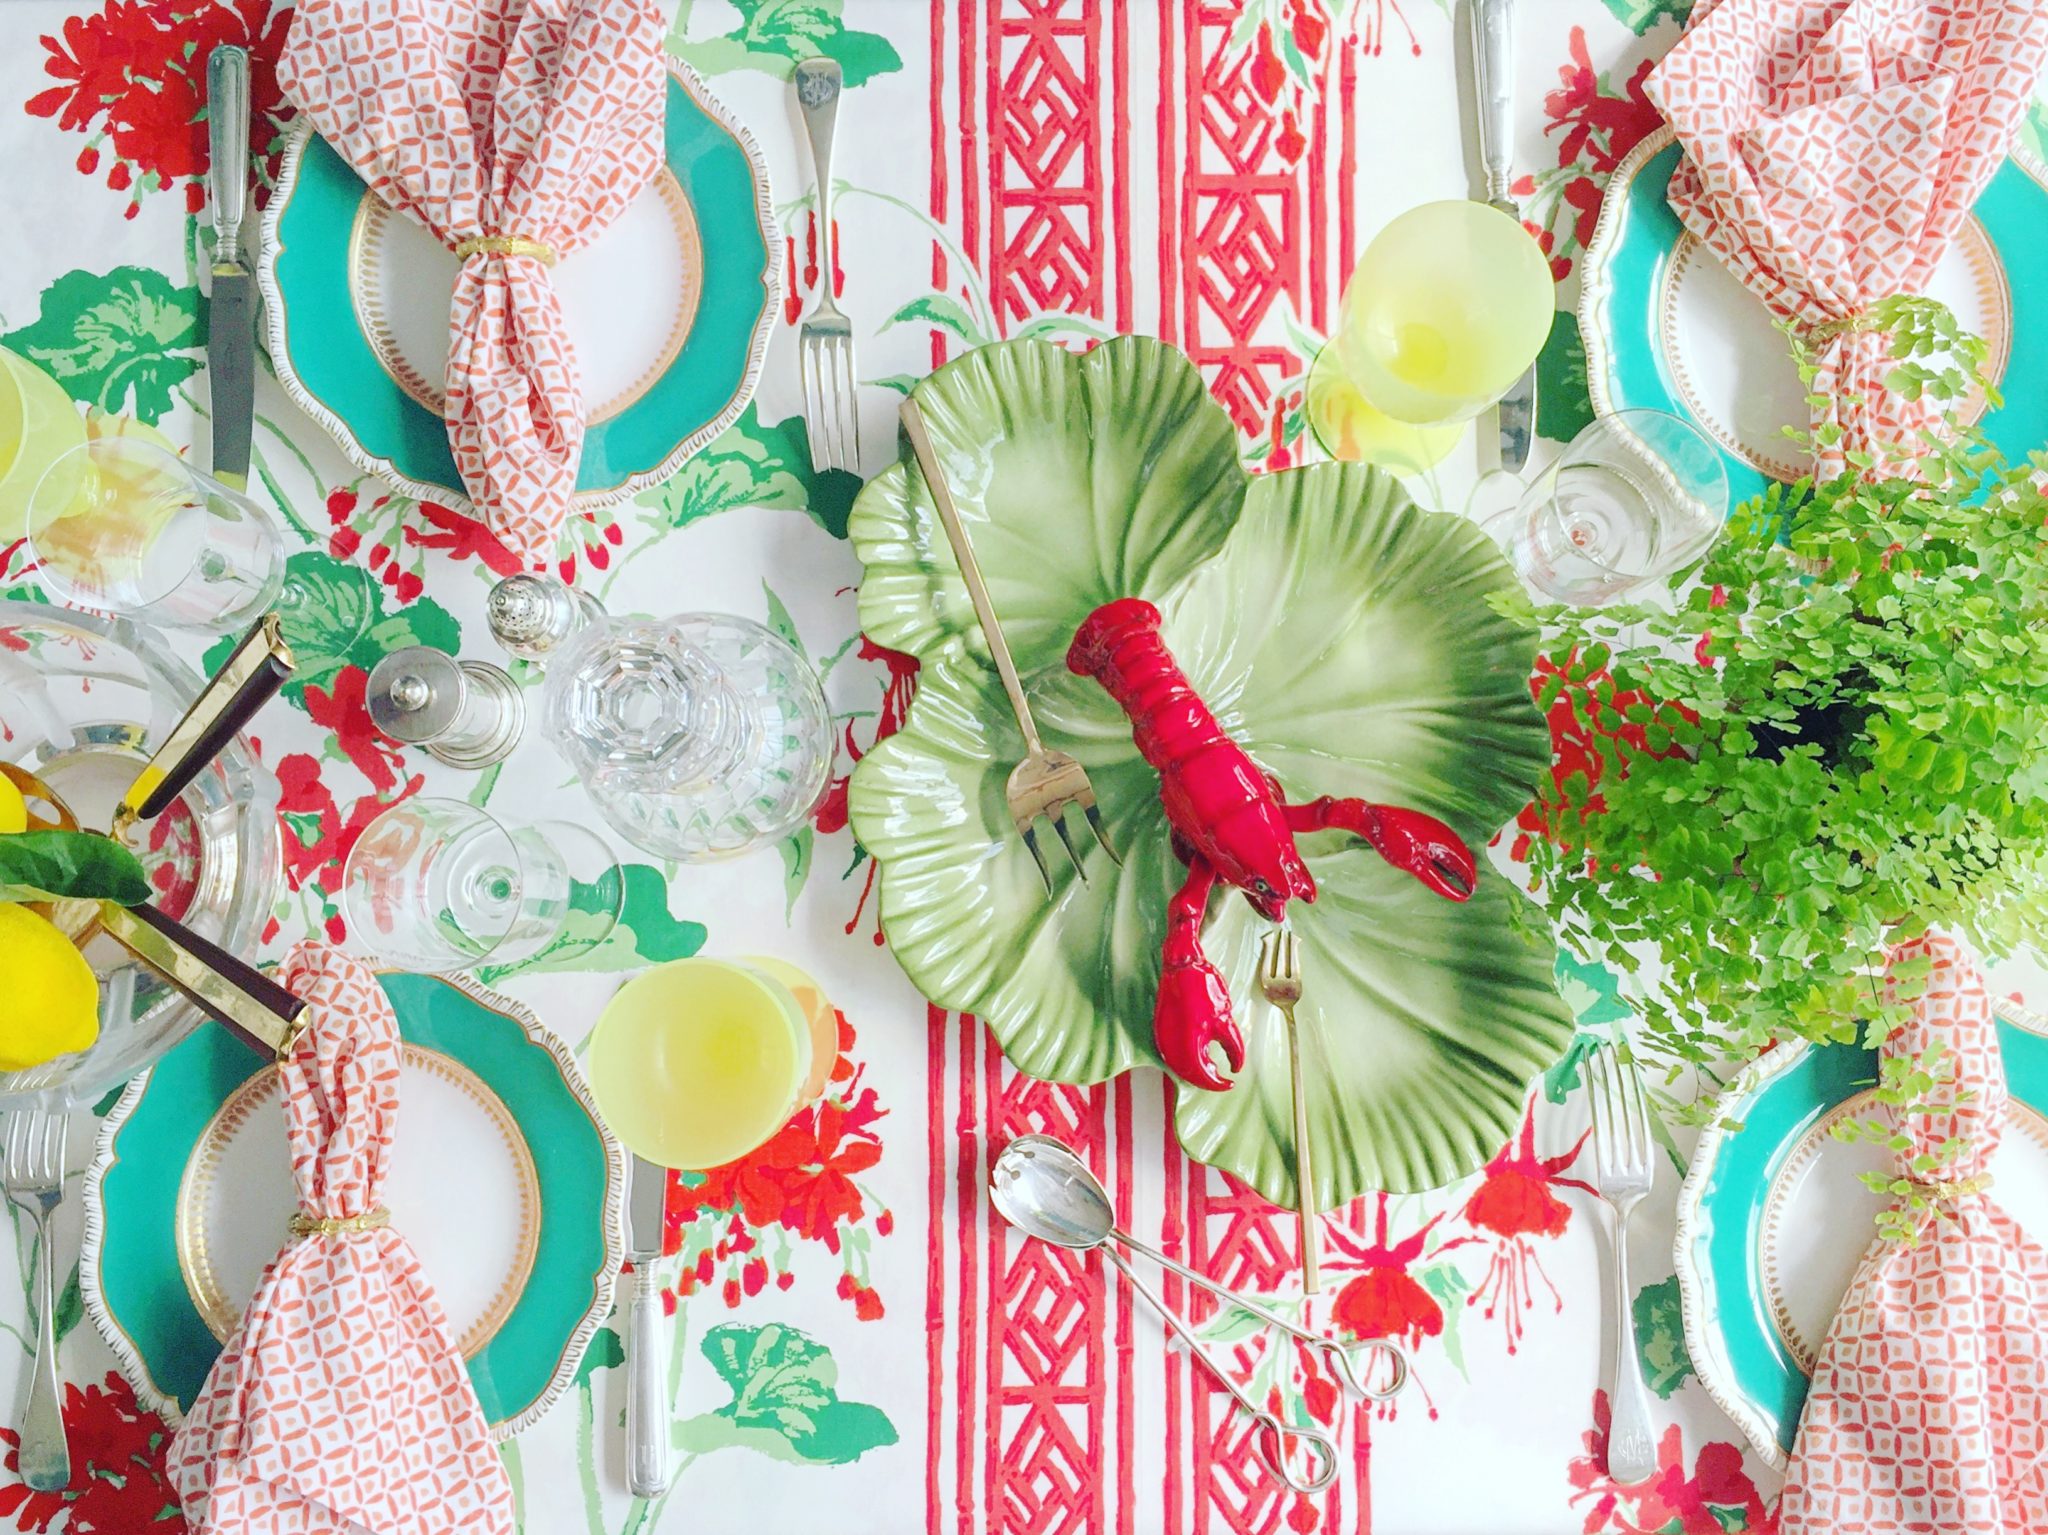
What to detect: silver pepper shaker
<box><xmin>486</xmin><ymin>574</ymin><xmax>602</xmax><ymax>666</ymax></box>
<box><xmin>366</xmin><ymin>647</ymin><xmax>524</xmax><ymax>769</ymax></box>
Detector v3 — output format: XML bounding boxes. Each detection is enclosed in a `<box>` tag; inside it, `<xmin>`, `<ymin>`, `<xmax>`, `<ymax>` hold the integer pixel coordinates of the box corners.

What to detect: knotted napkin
<box><xmin>278</xmin><ymin>0</ymin><xmax>666</xmax><ymax>570</ymax></box>
<box><xmin>1646</xmin><ymin>0</ymin><xmax>2048</xmax><ymax>479</ymax></box>
<box><xmin>1778</xmin><ymin>935</ymin><xmax>2048</xmax><ymax>1533</ymax></box>
<box><xmin>167</xmin><ymin>942</ymin><xmax>514</xmax><ymax>1534</ymax></box>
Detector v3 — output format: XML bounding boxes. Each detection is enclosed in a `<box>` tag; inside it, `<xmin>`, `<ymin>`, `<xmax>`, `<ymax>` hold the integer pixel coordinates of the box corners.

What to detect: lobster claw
<box><xmin>1362</xmin><ymin>805</ymin><xmax>1478</xmax><ymax>902</ymax></box>
<box><xmin>1154</xmin><ymin>949</ymin><xmax>1245</xmax><ymax>1092</ymax></box>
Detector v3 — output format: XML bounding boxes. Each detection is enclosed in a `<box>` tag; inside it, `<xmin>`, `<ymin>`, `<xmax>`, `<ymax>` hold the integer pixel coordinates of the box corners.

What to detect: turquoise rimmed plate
<box><xmin>1580</xmin><ymin>125</ymin><xmax>2048</xmax><ymax>507</ymax></box>
<box><xmin>82</xmin><ymin>972</ymin><xmax>624</xmax><ymax>1437</ymax></box>
<box><xmin>1673</xmin><ymin>1001</ymin><xmax>2048</xmax><ymax>1468</ymax></box>
<box><xmin>258</xmin><ymin>58</ymin><xmax>777</xmax><ymax>518</ymax></box>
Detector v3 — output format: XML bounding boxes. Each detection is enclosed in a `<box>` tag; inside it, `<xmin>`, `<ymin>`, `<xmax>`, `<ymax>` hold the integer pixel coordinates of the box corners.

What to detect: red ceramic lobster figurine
<box><xmin>1066</xmin><ymin>597</ymin><xmax>1478</xmax><ymax>1092</ymax></box>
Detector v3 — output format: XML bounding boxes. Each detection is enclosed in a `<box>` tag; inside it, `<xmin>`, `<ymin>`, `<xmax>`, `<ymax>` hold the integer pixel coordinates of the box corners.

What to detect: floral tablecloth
<box><xmin>10</xmin><ymin>3</ymin><xmax>2043</xmax><ymax>1532</ymax></box>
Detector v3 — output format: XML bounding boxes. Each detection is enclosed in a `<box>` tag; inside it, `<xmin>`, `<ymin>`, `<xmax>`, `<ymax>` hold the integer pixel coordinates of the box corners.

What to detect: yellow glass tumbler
<box><xmin>1332</xmin><ymin>200</ymin><xmax>1555</xmax><ymax>427</ymax></box>
<box><xmin>0</xmin><ymin>346</ymin><xmax>86</xmax><ymax>544</ymax></box>
<box><xmin>588</xmin><ymin>956</ymin><xmax>832</xmax><ymax>1171</ymax></box>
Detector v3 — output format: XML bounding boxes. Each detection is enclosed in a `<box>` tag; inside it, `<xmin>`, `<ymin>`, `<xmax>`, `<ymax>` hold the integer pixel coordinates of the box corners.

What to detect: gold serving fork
<box><xmin>1256</xmin><ymin>927</ymin><xmax>1318</xmax><ymax>1290</ymax></box>
<box><xmin>897</xmin><ymin>396</ymin><xmax>1116</xmax><ymax>891</ymax></box>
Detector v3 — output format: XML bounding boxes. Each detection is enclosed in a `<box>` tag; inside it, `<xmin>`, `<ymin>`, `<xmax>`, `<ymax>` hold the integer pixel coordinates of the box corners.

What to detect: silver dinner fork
<box><xmin>4</xmin><ymin>1109</ymin><xmax>70</xmax><ymax>1491</ymax></box>
<box><xmin>1586</xmin><ymin>1045</ymin><xmax>1656</xmax><ymax>1486</ymax></box>
<box><xmin>796</xmin><ymin>57</ymin><xmax>860</xmax><ymax>474</ymax></box>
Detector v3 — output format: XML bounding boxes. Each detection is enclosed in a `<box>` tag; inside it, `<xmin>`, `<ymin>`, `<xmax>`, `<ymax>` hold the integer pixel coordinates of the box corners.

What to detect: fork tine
<box><xmin>835</xmin><ymin>336</ymin><xmax>861</xmax><ymax>469</ymax></box>
<box><xmin>1049</xmin><ymin>812</ymin><xmax>1089</xmax><ymax>884</ymax></box>
<box><xmin>800</xmin><ymin>344</ymin><xmax>828</xmax><ymax>470</ymax></box>
<box><xmin>1080</xmin><ymin>803</ymin><xmax>1121</xmax><ymax>866</ymax></box>
<box><xmin>39</xmin><ymin>1114</ymin><xmax>62</xmax><ymax>1185</ymax></box>
<box><xmin>1586</xmin><ymin>1048</ymin><xmax>1612</xmax><ymax>1172</ymax></box>
<box><xmin>1019</xmin><ymin>823</ymin><xmax>1054</xmax><ymax>894</ymax></box>
<box><xmin>1622</xmin><ymin>1053</ymin><xmax>1651</xmax><ymax>1169</ymax></box>
<box><xmin>1283</xmin><ymin>930</ymin><xmax>1300</xmax><ymax>979</ymax></box>
<box><xmin>2</xmin><ymin>1114</ymin><xmax>19</xmax><ymax>1183</ymax></box>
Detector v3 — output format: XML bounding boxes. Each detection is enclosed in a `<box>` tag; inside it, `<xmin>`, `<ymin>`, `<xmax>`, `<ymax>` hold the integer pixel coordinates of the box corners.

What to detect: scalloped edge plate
<box><xmin>1673</xmin><ymin>997</ymin><xmax>2048</xmax><ymax>1468</ymax></box>
<box><xmin>258</xmin><ymin>57</ymin><xmax>778</xmax><ymax>521</ymax></box>
<box><xmin>1580</xmin><ymin>124</ymin><xmax>2048</xmax><ymax>508</ymax></box>
<box><xmin>81</xmin><ymin>971</ymin><xmax>625</xmax><ymax>1439</ymax></box>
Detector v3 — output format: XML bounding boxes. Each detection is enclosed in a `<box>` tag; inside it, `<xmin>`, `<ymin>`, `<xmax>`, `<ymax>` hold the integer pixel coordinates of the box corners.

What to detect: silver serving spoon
<box><xmin>990</xmin><ymin>1134</ymin><xmax>1408</xmax><ymax>1495</ymax></box>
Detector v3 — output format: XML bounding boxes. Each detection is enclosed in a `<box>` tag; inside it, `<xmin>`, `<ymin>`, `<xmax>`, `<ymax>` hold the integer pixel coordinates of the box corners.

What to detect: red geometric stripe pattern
<box><xmin>1161</xmin><ymin>0</ymin><xmax>1339</xmax><ymax>436</ymax></box>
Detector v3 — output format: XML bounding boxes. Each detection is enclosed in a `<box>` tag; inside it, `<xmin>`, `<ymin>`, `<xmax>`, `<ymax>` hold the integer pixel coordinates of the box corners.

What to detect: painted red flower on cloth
<box><xmin>1325</xmin><ymin>1196</ymin><xmax>1461</xmax><ymax>1349</ymax></box>
<box><xmin>0</xmin><ymin>1372</ymin><xmax>187</xmax><ymax>1533</ymax></box>
<box><xmin>1569</xmin><ymin>1389</ymin><xmax>1777</xmax><ymax>1535</ymax></box>
<box><xmin>1512</xmin><ymin>654</ymin><xmax>1697</xmax><ymax>868</ymax></box>
<box><xmin>1462</xmin><ymin>1101</ymin><xmax>1594</xmax><ymax>1354</ymax></box>
<box><xmin>666</xmin><ymin>1011</ymin><xmax>893</xmax><ymax>1318</ymax></box>
<box><xmin>26</xmin><ymin>0</ymin><xmax>294</xmax><ymax>220</ymax></box>
<box><xmin>1516</xmin><ymin>26</ymin><xmax>1667</xmax><ymax>282</ymax></box>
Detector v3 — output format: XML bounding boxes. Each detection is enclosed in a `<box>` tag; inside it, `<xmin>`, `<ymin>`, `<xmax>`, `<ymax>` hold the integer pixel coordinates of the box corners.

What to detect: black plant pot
<box><xmin>1746</xmin><ymin>669</ymin><xmax>1872</xmax><ymax>772</ymax></box>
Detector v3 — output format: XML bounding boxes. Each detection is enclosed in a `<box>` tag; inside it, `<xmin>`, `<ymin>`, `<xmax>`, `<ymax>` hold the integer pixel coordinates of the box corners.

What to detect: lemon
<box><xmin>0</xmin><ymin>775</ymin><xmax>25</xmax><ymax>835</ymax></box>
<box><xmin>0</xmin><ymin>904</ymin><xmax>99</xmax><ymax>1071</ymax></box>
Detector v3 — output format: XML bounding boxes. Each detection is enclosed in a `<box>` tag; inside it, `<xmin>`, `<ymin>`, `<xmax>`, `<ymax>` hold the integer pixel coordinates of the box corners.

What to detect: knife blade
<box><xmin>625</xmin><ymin>1154</ymin><xmax>673</xmax><ymax>1498</ymax></box>
<box><xmin>1470</xmin><ymin>0</ymin><xmax>1537</xmax><ymax>473</ymax></box>
<box><xmin>206</xmin><ymin>45</ymin><xmax>255</xmax><ymax>491</ymax></box>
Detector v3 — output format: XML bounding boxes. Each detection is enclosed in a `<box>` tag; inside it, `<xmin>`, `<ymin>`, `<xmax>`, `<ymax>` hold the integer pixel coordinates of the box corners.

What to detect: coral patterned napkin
<box><xmin>278</xmin><ymin>0</ymin><xmax>666</xmax><ymax>571</ymax></box>
<box><xmin>1778</xmin><ymin>935</ymin><xmax>2048</xmax><ymax>1533</ymax></box>
<box><xmin>1645</xmin><ymin>0</ymin><xmax>2048</xmax><ymax>478</ymax></box>
<box><xmin>167</xmin><ymin>942</ymin><xmax>514</xmax><ymax>1534</ymax></box>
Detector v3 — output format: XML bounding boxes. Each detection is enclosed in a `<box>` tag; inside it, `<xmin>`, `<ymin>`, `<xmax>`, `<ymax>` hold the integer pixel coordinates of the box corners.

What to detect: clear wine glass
<box><xmin>27</xmin><ymin>435</ymin><xmax>374</xmax><ymax>649</ymax></box>
<box><xmin>29</xmin><ymin>437</ymin><xmax>282</xmax><ymax>632</ymax></box>
<box><xmin>1503</xmin><ymin>409</ymin><xmax>1729</xmax><ymax>606</ymax></box>
<box><xmin>340</xmin><ymin>798</ymin><xmax>622</xmax><ymax>973</ymax></box>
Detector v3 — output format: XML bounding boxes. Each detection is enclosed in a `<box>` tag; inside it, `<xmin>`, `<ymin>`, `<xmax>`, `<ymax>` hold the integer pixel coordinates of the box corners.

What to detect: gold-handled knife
<box><xmin>205</xmin><ymin>45</ymin><xmax>256</xmax><ymax>491</ymax></box>
<box><xmin>97</xmin><ymin>902</ymin><xmax>307</xmax><ymax>1059</ymax></box>
<box><xmin>114</xmin><ymin>613</ymin><xmax>293</xmax><ymax>833</ymax></box>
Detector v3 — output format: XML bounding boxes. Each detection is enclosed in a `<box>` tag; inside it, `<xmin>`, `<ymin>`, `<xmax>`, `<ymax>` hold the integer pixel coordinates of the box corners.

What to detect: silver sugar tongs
<box><xmin>990</xmin><ymin>1133</ymin><xmax>1408</xmax><ymax>1495</ymax></box>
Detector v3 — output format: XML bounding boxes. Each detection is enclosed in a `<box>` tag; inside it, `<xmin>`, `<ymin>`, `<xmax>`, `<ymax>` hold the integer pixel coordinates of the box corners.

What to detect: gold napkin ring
<box><xmin>1802</xmin><ymin>310</ymin><xmax>1875</xmax><ymax>347</ymax></box>
<box><xmin>1903</xmin><ymin>1172</ymin><xmax>1991</xmax><ymax>1205</ymax></box>
<box><xmin>289</xmin><ymin>1207</ymin><xmax>392</xmax><ymax>1239</ymax></box>
<box><xmin>452</xmin><ymin>234</ymin><xmax>558</xmax><ymax>267</ymax></box>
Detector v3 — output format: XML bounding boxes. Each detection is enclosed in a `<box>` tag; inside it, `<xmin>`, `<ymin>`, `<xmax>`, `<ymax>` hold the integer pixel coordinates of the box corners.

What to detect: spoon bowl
<box><xmin>989</xmin><ymin>1134</ymin><xmax>1117</xmax><ymax>1251</ymax></box>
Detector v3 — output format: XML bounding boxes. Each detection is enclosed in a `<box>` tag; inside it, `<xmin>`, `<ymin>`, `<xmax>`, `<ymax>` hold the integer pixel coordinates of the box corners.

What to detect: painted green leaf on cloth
<box><xmin>1632</xmin><ymin>1275</ymin><xmax>1695</xmax><ymax>1399</ymax></box>
<box><xmin>574</xmin><ymin>1325</ymin><xmax>623</xmax><ymax>1386</ymax></box>
<box><xmin>1</xmin><ymin>266</ymin><xmax>201</xmax><ymax>424</ymax></box>
<box><xmin>881</xmin><ymin>291</ymin><xmax>1116</xmax><ymax>356</ymax></box>
<box><xmin>849</xmin><ymin>336</ymin><xmax>1569</xmax><ymax>1202</ymax></box>
<box><xmin>1599</xmin><ymin>0</ymin><xmax>1694</xmax><ymax>33</ymax></box>
<box><xmin>675</xmin><ymin>1323</ymin><xmax>897</xmax><ymax>1466</ymax></box>
<box><xmin>1543</xmin><ymin>948</ymin><xmax>1633</xmax><ymax>1103</ymax></box>
<box><xmin>1535</xmin><ymin>310</ymin><xmax>1595</xmax><ymax>446</ymax></box>
<box><xmin>204</xmin><ymin>550</ymin><xmax>460</xmax><ymax>705</ymax></box>
<box><xmin>636</xmin><ymin>404</ymin><xmax>860</xmax><ymax>539</ymax></box>
<box><xmin>669</xmin><ymin>0</ymin><xmax>902</xmax><ymax>87</ymax></box>
<box><xmin>476</xmin><ymin>864</ymin><xmax>706</xmax><ymax>983</ymax></box>
<box><xmin>2024</xmin><ymin>100</ymin><xmax>2048</xmax><ymax>165</ymax></box>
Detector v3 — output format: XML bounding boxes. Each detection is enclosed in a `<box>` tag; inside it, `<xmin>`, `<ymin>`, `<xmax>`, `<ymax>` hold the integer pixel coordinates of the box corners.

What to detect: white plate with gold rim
<box><xmin>1673</xmin><ymin>1001</ymin><xmax>2048</xmax><ymax>1468</ymax></box>
<box><xmin>82</xmin><ymin>972</ymin><xmax>624</xmax><ymax>1436</ymax></box>
<box><xmin>1579</xmin><ymin>125</ymin><xmax>2048</xmax><ymax>505</ymax></box>
<box><xmin>259</xmin><ymin>57</ymin><xmax>777</xmax><ymax>524</ymax></box>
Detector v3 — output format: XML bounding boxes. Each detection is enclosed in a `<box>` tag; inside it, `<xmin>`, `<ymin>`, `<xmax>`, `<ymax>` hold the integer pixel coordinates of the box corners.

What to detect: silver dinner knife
<box><xmin>206</xmin><ymin>45</ymin><xmax>255</xmax><ymax>491</ymax></box>
<box><xmin>625</xmin><ymin>1154</ymin><xmax>673</xmax><ymax>1499</ymax></box>
<box><xmin>1472</xmin><ymin>0</ymin><xmax>1537</xmax><ymax>472</ymax></box>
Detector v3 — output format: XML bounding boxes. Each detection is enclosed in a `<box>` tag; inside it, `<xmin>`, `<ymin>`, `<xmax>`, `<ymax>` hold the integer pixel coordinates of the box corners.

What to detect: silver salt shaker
<box><xmin>486</xmin><ymin>574</ymin><xmax>602</xmax><ymax>666</ymax></box>
<box><xmin>365</xmin><ymin>647</ymin><xmax>524</xmax><ymax>769</ymax></box>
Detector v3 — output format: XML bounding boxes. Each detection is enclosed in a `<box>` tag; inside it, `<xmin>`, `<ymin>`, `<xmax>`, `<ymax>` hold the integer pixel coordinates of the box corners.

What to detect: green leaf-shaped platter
<box><xmin>849</xmin><ymin>336</ymin><xmax>1572</xmax><ymax>1201</ymax></box>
